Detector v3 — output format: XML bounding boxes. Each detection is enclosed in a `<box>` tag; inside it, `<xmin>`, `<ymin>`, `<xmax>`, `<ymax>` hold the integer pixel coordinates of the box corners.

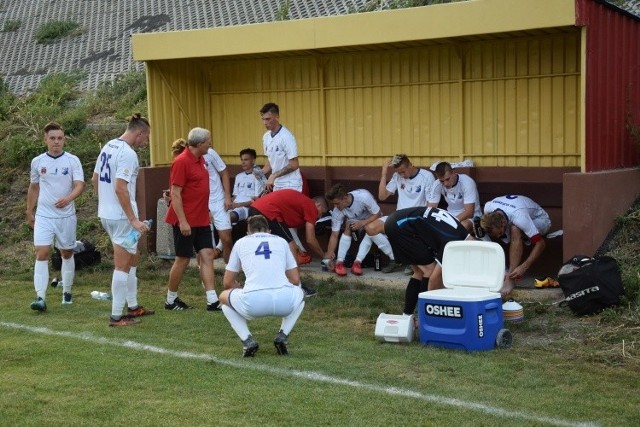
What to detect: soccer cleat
<box><xmin>207</xmin><ymin>301</ymin><xmax>222</xmax><ymax>311</ymax></box>
<box><xmin>30</xmin><ymin>297</ymin><xmax>47</xmax><ymax>312</ymax></box>
<box><xmin>109</xmin><ymin>316</ymin><xmax>141</xmax><ymax>327</ymax></box>
<box><xmin>127</xmin><ymin>306</ymin><xmax>155</xmax><ymax>317</ymax></box>
<box><xmin>242</xmin><ymin>335</ymin><xmax>259</xmax><ymax>357</ymax></box>
<box><xmin>296</xmin><ymin>252</ymin><xmax>312</xmax><ymax>265</ymax></box>
<box><xmin>351</xmin><ymin>260</ymin><xmax>363</xmax><ymax>276</ymax></box>
<box><xmin>382</xmin><ymin>262</ymin><xmax>403</xmax><ymax>274</ymax></box>
<box><xmin>273</xmin><ymin>330</ymin><xmax>289</xmax><ymax>355</ymax></box>
<box><xmin>301</xmin><ymin>285</ymin><xmax>317</xmax><ymax>298</ymax></box>
<box><xmin>334</xmin><ymin>261</ymin><xmax>347</xmax><ymax>276</ymax></box>
<box><xmin>164</xmin><ymin>297</ymin><xmax>193</xmax><ymax>310</ymax></box>
<box><xmin>534</xmin><ymin>277</ymin><xmax>560</xmax><ymax>288</ymax></box>
<box><xmin>62</xmin><ymin>292</ymin><xmax>73</xmax><ymax>305</ymax></box>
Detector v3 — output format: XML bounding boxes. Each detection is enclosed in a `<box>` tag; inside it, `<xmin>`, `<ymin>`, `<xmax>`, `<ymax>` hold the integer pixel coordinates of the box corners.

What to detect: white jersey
<box><xmin>428</xmin><ymin>173</ymin><xmax>481</xmax><ymax>218</ymax></box>
<box><xmin>30</xmin><ymin>151</ymin><xmax>84</xmax><ymax>219</ymax></box>
<box><xmin>233</xmin><ymin>170</ymin><xmax>264</xmax><ymax>204</ymax></box>
<box><xmin>263</xmin><ymin>125</ymin><xmax>302</xmax><ymax>190</ymax></box>
<box><xmin>386</xmin><ymin>168</ymin><xmax>435</xmax><ymax>209</ymax></box>
<box><xmin>331</xmin><ymin>189</ymin><xmax>381</xmax><ymax>232</ymax></box>
<box><xmin>94</xmin><ymin>138</ymin><xmax>139</xmax><ymax>220</ymax></box>
<box><xmin>483</xmin><ymin>195</ymin><xmax>551</xmax><ymax>241</ymax></box>
<box><xmin>226</xmin><ymin>232</ymin><xmax>297</xmax><ymax>291</ymax></box>
<box><xmin>203</xmin><ymin>148</ymin><xmax>227</xmax><ymax>204</ymax></box>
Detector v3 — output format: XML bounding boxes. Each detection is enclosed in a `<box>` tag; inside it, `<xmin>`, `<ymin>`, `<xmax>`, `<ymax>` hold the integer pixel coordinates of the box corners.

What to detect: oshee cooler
<box><xmin>418</xmin><ymin>241</ymin><xmax>512</xmax><ymax>351</ymax></box>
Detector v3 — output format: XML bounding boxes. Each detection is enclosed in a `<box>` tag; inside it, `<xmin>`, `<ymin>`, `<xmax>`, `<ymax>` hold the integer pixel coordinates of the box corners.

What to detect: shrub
<box><xmin>86</xmin><ymin>71</ymin><xmax>147</xmax><ymax>119</ymax></box>
<box><xmin>2</xmin><ymin>19</ymin><xmax>21</xmax><ymax>32</ymax></box>
<box><xmin>35</xmin><ymin>20</ymin><xmax>83</xmax><ymax>44</ymax></box>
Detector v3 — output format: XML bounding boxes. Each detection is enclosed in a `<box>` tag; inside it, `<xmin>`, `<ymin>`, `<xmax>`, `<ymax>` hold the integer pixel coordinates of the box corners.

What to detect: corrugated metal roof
<box><xmin>0</xmin><ymin>0</ymin><xmax>372</xmax><ymax>94</ymax></box>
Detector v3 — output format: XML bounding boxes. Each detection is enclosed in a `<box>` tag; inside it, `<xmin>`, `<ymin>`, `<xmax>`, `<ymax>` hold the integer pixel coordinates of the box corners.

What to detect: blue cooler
<box><xmin>418</xmin><ymin>241</ymin><xmax>511</xmax><ymax>351</ymax></box>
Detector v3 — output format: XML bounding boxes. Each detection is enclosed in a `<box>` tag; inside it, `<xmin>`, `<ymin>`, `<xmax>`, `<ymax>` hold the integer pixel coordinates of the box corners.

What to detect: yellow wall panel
<box><xmin>146</xmin><ymin>31</ymin><xmax>581</xmax><ymax>168</ymax></box>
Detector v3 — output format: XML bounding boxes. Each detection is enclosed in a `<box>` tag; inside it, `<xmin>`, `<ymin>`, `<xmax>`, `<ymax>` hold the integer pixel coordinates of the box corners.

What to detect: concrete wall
<box><xmin>563</xmin><ymin>168</ymin><xmax>640</xmax><ymax>259</ymax></box>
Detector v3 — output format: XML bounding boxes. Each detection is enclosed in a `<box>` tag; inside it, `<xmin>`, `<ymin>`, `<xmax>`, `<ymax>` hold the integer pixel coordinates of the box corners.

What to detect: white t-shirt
<box><xmin>330</xmin><ymin>189</ymin><xmax>381</xmax><ymax>232</ymax></box>
<box><xmin>226</xmin><ymin>232</ymin><xmax>297</xmax><ymax>291</ymax></box>
<box><xmin>203</xmin><ymin>148</ymin><xmax>227</xmax><ymax>205</ymax></box>
<box><xmin>233</xmin><ymin>170</ymin><xmax>264</xmax><ymax>203</ymax></box>
<box><xmin>262</xmin><ymin>125</ymin><xmax>302</xmax><ymax>190</ymax></box>
<box><xmin>386</xmin><ymin>168</ymin><xmax>435</xmax><ymax>210</ymax></box>
<box><xmin>94</xmin><ymin>138</ymin><xmax>139</xmax><ymax>220</ymax></box>
<box><xmin>30</xmin><ymin>151</ymin><xmax>84</xmax><ymax>219</ymax></box>
<box><xmin>428</xmin><ymin>173</ymin><xmax>481</xmax><ymax>218</ymax></box>
<box><xmin>483</xmin><ymin>195</ymin><xmax>551</xmax><ymax>242</ymax></box>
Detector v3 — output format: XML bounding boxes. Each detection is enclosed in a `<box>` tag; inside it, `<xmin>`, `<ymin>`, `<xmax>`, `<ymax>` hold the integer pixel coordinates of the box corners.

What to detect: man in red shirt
<box><xmin>164</xmin><ymin>127</ymin><xmax>221</xmax><ymax>311</ymax></box>
<box><xmin>249</xmin><ymin>189</ymin><xmax>329</xmax><ymax>296</ymax></box>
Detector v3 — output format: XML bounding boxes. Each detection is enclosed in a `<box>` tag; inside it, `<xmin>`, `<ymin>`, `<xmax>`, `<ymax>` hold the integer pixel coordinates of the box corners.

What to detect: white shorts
<box><xmin>227</xmin><ymin>284</ymin><xmax>304</xmax><ymax>321</ymax></box>
<box><xmin>230</xmin><ymin>207</ymin><xmax>249</xmax><ymax>223</ymax></box>
<box><xmin>101</xmin><ymin>218</ymin><xmax>137</xmax><ymax>255</ymax></box>
<box><xmin>33</xmin><ymin>215</ymin><xmax>77</xmax><ymax>249</ymax></box>
<box><xmin>209</xmin><ymin>200</ymin><xmax>232</xmax><ymax>231</ymax></box>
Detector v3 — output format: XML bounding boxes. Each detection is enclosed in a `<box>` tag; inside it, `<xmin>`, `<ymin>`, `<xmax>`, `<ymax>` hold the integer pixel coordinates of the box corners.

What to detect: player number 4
<box><xmin>255</xmin><ymin>241</ymin><xmax>272</xmax><ymax>259</ymax></box>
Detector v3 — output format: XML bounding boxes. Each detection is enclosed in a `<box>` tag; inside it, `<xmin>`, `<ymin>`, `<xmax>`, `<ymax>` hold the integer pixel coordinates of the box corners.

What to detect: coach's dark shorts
<box><xmin>247</xmin><ymin>207</ymin><xmax>293</xmax><ymax>242</ymax></box>
<box><xmin>173</xmin><ymin>225</ymin><xmax>213</xmax><ymax>258</ymax></box>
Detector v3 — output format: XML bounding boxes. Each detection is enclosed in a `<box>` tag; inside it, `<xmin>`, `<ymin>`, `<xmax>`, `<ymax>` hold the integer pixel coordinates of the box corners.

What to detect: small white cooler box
<box><xmin>418</xmin><ymin>241</ymin><xmax>512</xmax><ymax>351</ymax></box>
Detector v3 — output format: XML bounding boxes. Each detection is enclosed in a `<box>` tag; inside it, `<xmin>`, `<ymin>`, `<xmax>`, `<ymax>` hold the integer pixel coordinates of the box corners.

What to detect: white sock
<box><xmin>61</xmin><ymin>256</ymin><xmax>75</xmax><ymax>293</ymax></box>
<box><xmin>290</xmin><ymin>228</ymin><xmax>306</xmax><ymax>252</ymax></box>
<box><xmin>371</xmin><ymin>233</ymin><xmax>395</xmax><ymax>261</ymax></box>
<box><xmin>280</xmin><ymin>300</ymin><xmax>305</xmax><ymax>335</ymax></box>
<box><xmin>166</xmin><ymin>290</ymin><xmax>178</xmax><ymax>305</ymax></box>
<box><xmin>221</xmin><ymin>304</ymin><xmax>251</xmax><ymax>341</ymax></box>
<box><xmin>111</xmin><ymin>270</ymin><xmax>129</xmax><ymax>318</ymax></box>
<box><xmin>355</xmin><ymin>234</ymin><xmax>372</xmax><ymax>262</ymax></box>
<box><xmin>216</xmin><ymin>240</ymin><xmax>223</xmax><ymax>251</ymax></box>
<box><xmin>206</xmin><ymin>289</ymin><xmax>219</xmax><ymax>304</ymax></box>
<box><xmin>337</xmin><ymin>234</ymin><xmax>352</xmax><ymax>261</ymax></box>
<box><xmin>127</xmin><ymin>266</ymin><xmax>138</xmax><ymax>309</ymax></box>
<box><xmin>34</xmin><ymin>260</ymin><xmax>49</xmax><ymax>299</ymax></box>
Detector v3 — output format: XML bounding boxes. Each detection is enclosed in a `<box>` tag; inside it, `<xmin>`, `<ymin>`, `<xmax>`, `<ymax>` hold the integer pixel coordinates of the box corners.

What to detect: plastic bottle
<box><xmin>252</xmin><ymin>165</ymin><xmax>267</xmax><ymax>187</ymax></box>
<box><xmin>91</xmin><ymin>291</ymin><xmax>112</xmax><ymax>301</ymax></box>
<box><xmin>374</xmin><ymin>252</ymin><xmax>381</xmax><ymax>271</ymax></box>
<box><xmin>121</xmin><ymin>219</ymin><xmax>153</xmax><ymax>249</ymax></box>
<box><xmin>50</xmin><ymin>278</ymin><xmax>61</xmax><ymax>288</ymax></box>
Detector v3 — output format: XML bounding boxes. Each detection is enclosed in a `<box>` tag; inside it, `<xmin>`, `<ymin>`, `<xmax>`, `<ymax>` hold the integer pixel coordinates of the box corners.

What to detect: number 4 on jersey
<box><xmin>255</xmin><ymin>241</ymin><xmax>272</xmax><ymax>259</ymax></box>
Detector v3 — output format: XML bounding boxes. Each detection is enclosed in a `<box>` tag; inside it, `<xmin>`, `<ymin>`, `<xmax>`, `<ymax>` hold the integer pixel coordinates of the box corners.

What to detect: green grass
<box><xmin>1</xmin><ymin>259</ymin><xmax>639</xmax><ymax>426</ymax></box>
<box><xmin>2</xmin><ymin>19</ymin><xmax>21</xmax><ymax>32</ymax></box>
<box><xmin>35</xmin><ymin>20</ymin><xmax>83</xmax><ymax>44</ymax></box>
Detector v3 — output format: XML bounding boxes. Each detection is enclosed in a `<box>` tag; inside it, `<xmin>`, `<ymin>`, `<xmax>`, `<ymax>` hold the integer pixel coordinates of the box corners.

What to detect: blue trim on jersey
<box><xmin>270</xmin><ymin>125</ymin><xmax>283</xmax><ymax>137</ymax></box>
<box><xmin>46</xmin><ymin>151</ymin><xmax>65</xmax><ymax>160</ymax></box>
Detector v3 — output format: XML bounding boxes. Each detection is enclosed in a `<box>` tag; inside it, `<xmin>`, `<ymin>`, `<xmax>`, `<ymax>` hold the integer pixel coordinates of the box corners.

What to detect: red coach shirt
<box><xmin>251</xmin><ymin>189</ymin><xmax>318</xmax><ymax>228</ymax></box>
<box><xmin>165</xmin><ymin>148</ymin><xmax>210</xmax><ymax>227</ymax></box>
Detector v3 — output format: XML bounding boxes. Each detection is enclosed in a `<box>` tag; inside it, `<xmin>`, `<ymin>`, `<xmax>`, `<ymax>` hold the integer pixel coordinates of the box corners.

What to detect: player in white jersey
<box><xmin>92</xmin><ymin>113</ymin><xmax>154</xmax><ymax>326</ymax></box>
<box><xmin>481</xmin><ymin>195</ymin><xmax>552</xmax><ymax>297</ymax></box>
<box><xmin>259</xmin><ymin>102</ymin><xmax>303</xmax><ymax>192</ymax></box>
<box><xmin>203</xmin><ymin>146</ymin><xmax>233</xmax><ymax>262</ymax></box>
<box><xmin>27</xmin><ymin>122</ymin><xmax>85</xmax><ymax>311</ymax></box>
<box><xmin>428</xmin><ymin>161</ymin><xmax>481</xmax><ymax>231</ymax></box>
<box><xmin>358</xmin><ymin>154</ymin><xmax>437</xmax><ymax>274</ymax></box>
<box><xmin>219</xmin><ymin>215</ymin><xmax>305</xmax><ymax>357</ymax></box>
<box><xmin>229</xmin><ymin>148</ymin><xmax>264</xmax><ymax>224</ymax></box>
<box><xmin>324</xmin><ymin>184</ymin><xmax>398</xmax><ymax>277</ymax></box>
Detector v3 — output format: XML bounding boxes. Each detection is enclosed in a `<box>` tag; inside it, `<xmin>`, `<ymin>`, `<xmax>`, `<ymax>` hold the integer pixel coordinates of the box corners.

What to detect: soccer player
<box><xmin>357</xmin><ymin>154</ymin><xmax>436</xmax><ymax>274</ymax></box>
<box><xmin>325</xmin><ymin>183</ymin><xmax>398</xmax><ymax>277</ymax></box>
<box><xmin>480</xmin><ymin>195</ymin><xmax>552</xmax><ymax>297</ymax></box>
<box><xmin>384</xmin><ymin>206</ymin><xmax>472</xmax><ymax>316</ymax></box>
<box><xmin>203</xmin><ymin>145</ymin><xmax>233</xmax><ymax>262</ymax></box>
<box><xmin>92</xmin><ymin>113</ymin><xmax>155</xmax><ymax>326</ymax></box>
<box><xmin>27</xmin><ymin>122</ymin><xmax>85</xmax><ymax>311</ymax></box>
<box><xmin>427</xmin><ymin>161</ymin><xmax>481</xmax><ymax>231</ymax></box>
<box><xmin>219</xmin><ymin>215</ymin><xmax>305</xmax><ymax>357</ymax></box>
<box><xmin>228</xmin><ymin>148</ymin><xmax>265</xmax><ymax>225</ymax></box>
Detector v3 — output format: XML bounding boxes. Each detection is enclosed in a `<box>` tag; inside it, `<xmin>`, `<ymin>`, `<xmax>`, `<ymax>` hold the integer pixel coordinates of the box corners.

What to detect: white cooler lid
<box><xmin>441</xmin><ymin>240</ymin><xmax>505</xmax><ymax>293</ymax></box>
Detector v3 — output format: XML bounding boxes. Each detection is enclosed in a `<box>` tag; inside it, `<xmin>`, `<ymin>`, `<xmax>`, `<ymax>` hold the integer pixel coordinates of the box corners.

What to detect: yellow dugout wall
<box><xmin>148</xmin><ymin>30</ymin><xmax>581</xmax><ymax>169</ymax></box>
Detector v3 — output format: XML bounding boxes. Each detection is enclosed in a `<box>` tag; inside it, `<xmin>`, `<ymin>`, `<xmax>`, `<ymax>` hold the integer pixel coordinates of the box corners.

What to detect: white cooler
<box><xmin>418</xmin><ymin>241</ymin><xmax>512</xmax><ymax>351</ymax></box>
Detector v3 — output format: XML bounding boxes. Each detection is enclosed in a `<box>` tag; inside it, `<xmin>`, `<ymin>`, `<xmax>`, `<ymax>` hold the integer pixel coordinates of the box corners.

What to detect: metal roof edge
<box><xmin>132</xmin><ymin>0</ymin><xmax>577</xmax><ymax>61</ymax></box>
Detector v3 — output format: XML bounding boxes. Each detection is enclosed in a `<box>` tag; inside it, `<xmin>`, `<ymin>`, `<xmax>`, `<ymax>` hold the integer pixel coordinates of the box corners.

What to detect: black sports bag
<box><xmin>558</xmin><ymin>255</ymin><xmax>624</xmax><ymax>315</ymax></box>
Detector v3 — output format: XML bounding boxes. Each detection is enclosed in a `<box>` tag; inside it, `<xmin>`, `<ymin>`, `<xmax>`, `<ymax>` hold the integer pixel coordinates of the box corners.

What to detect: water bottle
<box><xmin>121</xmin><ymin>219</ymin><xmax>153</xmax><ymax>249</ymax></box>
<box><xmin>50</xmin><ymin>277</ymin><xmax>61</xmax><ymax>288</ymax></box>
<box><xmin>91</xmin><ymin>291</ymin><xmax>111</xmax><ymax>301</ymax></box>
<box><xmin>252</xmin><ymin>165</ymin><xmax>267</xmax><ymax>186</ymax></box>
<box><xmin>374</xmin><ymin>252</ymin><xmax>381</xmax><ymax>271</ymax></box>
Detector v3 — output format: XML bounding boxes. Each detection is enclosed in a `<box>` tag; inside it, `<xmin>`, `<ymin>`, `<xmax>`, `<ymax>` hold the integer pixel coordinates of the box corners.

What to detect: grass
<box><xmin>2</xmin><ymin>19</ymin><xmax>21</xmax><ymax>32</ymax></box>
<box><xmin>1</xmin><ymin>257</ymin><xmax>639</xmax><ymax>426</ymax></box>
<box><xmin>35</xmin><ymin>20</ymin><xmax>83</xmax><ymax>44</ymax></box>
